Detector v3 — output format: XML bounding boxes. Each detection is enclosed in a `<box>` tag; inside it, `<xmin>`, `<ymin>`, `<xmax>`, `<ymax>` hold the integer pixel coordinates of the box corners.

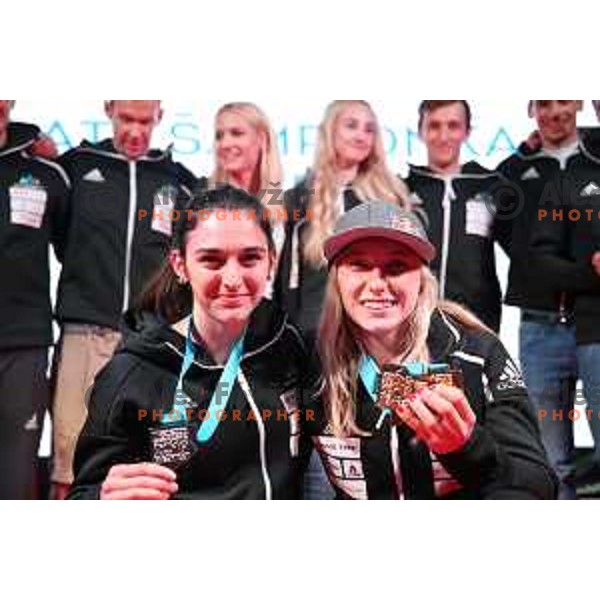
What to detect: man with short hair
<box><xmin>405</xmin><ymin>100</ymin><xmax>510</xmax><ymax>332</ymax></box>
<box><xmin>525</xmin><ymin>101</ymin><xmax>600</xmax><ymax>497</ymax></box>
<box><xmin>0</xmin><ymin>100</ymin><xmax>70</xmax><ymax>498</ymax></box>
<box><xmin>498</xmin><ymin>100</ymin><xmax>600</xmax><ymax>498</ymax></box>
<box><xmin>51</xmin><ymin>101</ymin><xmax>196</xmax><ymax>499</ymax></box>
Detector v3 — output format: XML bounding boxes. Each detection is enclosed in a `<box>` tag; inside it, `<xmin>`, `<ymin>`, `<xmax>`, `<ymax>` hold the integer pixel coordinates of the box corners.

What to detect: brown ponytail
<box><xmin>137</xmin><ymin>262</ymin><xmax>192</xmax><ymax>324</ymax></box>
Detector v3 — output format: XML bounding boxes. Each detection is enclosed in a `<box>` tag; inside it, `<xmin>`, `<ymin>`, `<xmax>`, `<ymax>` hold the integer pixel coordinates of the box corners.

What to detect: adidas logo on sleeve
<box><xmin>580</xmin><ymin>181</ymin><xmax>600</xmax><ymax>197</ymax></box>
<box><xmin>496</xmin><ymin>360</ymin><xmax>526</xmax><ymax>391</ymax></box>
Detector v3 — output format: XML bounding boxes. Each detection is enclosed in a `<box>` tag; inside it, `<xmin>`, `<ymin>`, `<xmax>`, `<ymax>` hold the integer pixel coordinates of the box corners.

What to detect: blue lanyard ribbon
<box><xmin>163</xmin><ymin>321</ymin><xmax>245</xmax><ymax>444</ymax></box>
<box><xmin>359</xmin><ymin>355</ymin><xmax>392</xmax><ymax>428</ymax></box>
<box><xmin>358</xmin><ymin>354</ymin><xmax>381</xmax><ymax>402</ymax></box>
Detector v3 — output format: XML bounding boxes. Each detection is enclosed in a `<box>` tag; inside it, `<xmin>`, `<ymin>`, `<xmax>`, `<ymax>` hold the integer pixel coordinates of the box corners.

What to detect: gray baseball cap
<box><xmin>324</xmin><ymin>201</ymin><xmax>435</xmax><ymax>264</ymax></box>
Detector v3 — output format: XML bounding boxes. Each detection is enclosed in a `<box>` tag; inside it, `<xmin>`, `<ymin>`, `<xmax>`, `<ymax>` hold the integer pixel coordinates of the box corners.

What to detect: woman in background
<box><xmin>276</xmin><ymin>100</ymin><xmax>412</xmax><ymax>498</ymax></box>
<box><xmin>277</xmin><ymin>100</ymin><xmax>411</xmax><ymax>343</ymax></box>
<box><xmin>211</xmin><ymin>102</ymin><xmax>285</xmax><ymax>258</ymax></box>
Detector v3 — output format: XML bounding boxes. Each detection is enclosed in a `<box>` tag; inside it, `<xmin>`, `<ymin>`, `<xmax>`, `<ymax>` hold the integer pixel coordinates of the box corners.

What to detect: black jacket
<box><xmin>529</xmin><ymin>129</ymin><xmax>600</xmax><ymax>344</ymax></box>
<box><xmin>276</xmin><ymin>179</ymin><xmax>362</xmax><ymax>344</ymax></box>
<box><xmin>56</xmin><ymin>139</ymin><xmax>196</xmax><ymax>330</ymax></box>
<box><xmin>69</xmin><ymin>301</ymin><xmax>315</xmax><ymax>500</ymax></box>
<box><xmin>406</xmin><ymin>163</ymin><xmax>510</xmax><ymax>332</ymax></box>
<box><xmin>307</xmin><ymin>310</ymin><xmax>557</xmax><ymax>500</ymax></box>
<box><xmin>0</xmin><ymin>122</ymin><xmax>70</xmax><ymax>349</ymax></box>
<box><xmin>497</xmin><ymin>140</ymin><xmax>583</xmax><ymax>314</ymax></box>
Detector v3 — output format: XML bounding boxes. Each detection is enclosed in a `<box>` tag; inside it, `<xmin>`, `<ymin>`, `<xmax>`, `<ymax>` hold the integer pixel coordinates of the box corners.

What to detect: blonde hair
<box><xmin>318</xmin><ymin>265</ymin><xmax>491</xmax><ymax>438</ymax></box>
<box><xmin>304</xmin><ymin>101</ymin><xmax>411</xmax><ymax>267</ymax></box>
<box><xmin>211</xmin><ymin>102</ymin><xmax>283</xmax><ymax>202</ymax></box>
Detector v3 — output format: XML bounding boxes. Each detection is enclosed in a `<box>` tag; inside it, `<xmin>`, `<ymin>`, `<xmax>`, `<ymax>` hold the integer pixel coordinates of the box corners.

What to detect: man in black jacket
<box><xmin>0</xmin><ymin>100</ymin><xmax>70</xmax><ymax>498</ymax></box>
<box><xmin>406</xmin><ymin>101</ymin><xmax>510</xmax><ymax>332</ymax></box>
<box><xmin>526</xmin><ymin>103</ymin><xmax>600</xmax><ymax>497</ymax></box>
<box><xmin>51</xmin><ymin>101</ymin><xmax>196</xmax><ymax>499</ymax></box>
<box><xmin>498</xmin><ymin>100</ymin><xmax>595</xmax><ymax>499</ymax></box>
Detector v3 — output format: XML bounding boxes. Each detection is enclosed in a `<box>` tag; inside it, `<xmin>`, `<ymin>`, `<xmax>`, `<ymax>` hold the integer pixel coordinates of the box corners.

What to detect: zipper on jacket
<box><xmin>439</xmin><ymin>177</ymin><xmax>455</xmax><ymax>299</ymax></box>
<box><xmin>556</xmin><ymin>149</ymin><xmax>578</xmax><ymax>319</ymax></box>
<box><xmin>122</xmin><ymin>161</ymin><xmax>138</xmax><ymax>313</ymax></box>
<box><xmin>289</xmin><ymin>219</ymin><xmax>304</xmax><ymax>290</ymax></box>
<box><xmin>238</xmin><ymin>369</ymin><xmax>273</xmax><ymax>500</ymax></box>
<box><xmin>558</xmin><ymin>292</ymin><xmax>569</xmax><ymax>324</ymax></box>
<box><xmin>390</xmin><ymin>426</ymin><xmax>403</xmax><ymax>500</ymax></box>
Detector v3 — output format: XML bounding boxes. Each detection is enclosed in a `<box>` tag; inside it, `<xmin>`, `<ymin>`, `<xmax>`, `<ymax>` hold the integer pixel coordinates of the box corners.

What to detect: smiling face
<box><xmin>335</xmin><ymin>238</ymin><xmax>423</xmax><ymax>340</ymax></box>
<box><xmin>215</xmin><ymin>110</ymin><xmax>263</xmax><ymax>181</ymax></box>
<box><xmin>170</xmin><ymin>211</ymin><xmax>273</xmax><ymax>331</ymax></box>
<box><xmin>333</xmin><ymin>103</ymin><xmax>377</xmax><ymax>169</ymax></box>
<box><xmin>419</xmin><ymin>102</ymin><xmax>469</xmax><ymax>173</ymax></box>
<box><xmin>531</xmin><ymin>100</ymin><xmax>582</xmax><ymax>148</ymax></box>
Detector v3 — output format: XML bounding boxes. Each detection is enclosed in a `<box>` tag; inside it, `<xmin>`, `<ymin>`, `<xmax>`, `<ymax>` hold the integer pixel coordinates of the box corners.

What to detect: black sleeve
<box><xmin>68</xmin><ymin>360</ymin><xmax>147</xmax><ymax>500</ymax></box>
<box><xmin>276</xmin><ymin>321</ymin><xmax>324</xmax><ymax>496</ymax></box>
<box><xmin>529</xmin><ymin>177</ymin><xmax>600</xmax><ymax>294</ymax></box>
<box><xmin>174</xmin><ymin>161</ymin><xmax>198</xmax><ymax>196</ymax></box>
<box><xmin>438</xmin><ymin>336</ymin><xmax>558</xmax><ymax>499</ymax></box>
<box><xmin>273</xmin><ymin>185</ymin><xmax>306</xmax><ymax>308</ymax></box>
<box><xmin>48</xmin><ymin>167</ymin><xmax>72</xmax><ymax>264</ymax></box>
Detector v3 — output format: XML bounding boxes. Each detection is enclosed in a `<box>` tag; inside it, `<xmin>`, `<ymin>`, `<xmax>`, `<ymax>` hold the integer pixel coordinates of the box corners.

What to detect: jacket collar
<box><xmin>121</xmin><ymin>300</ymin><xmax>290</xmax><ymax>372</ymax></box>
<box><xmin>427</xmin><ymin>309</ymin><xmax>462</xmax><ymax>362</ymax></box>
<box><xmin>408</xmin><ymin>161</ymin><xmax>493</xmax><ymax>182</ymax></box>
<box><xmin>77</xmin><ymin>138</ymin><xmax>172</xmax><ymax>163</ymax></box>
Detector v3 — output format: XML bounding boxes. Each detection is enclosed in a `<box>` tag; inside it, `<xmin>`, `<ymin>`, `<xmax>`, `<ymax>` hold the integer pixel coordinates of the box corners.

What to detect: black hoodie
<box><xmin>0</xmin><ymin>122</ymin><xmax>70</xmax><ymax>349</ymax></box>
<box><xmin>275</xmin><ymin>178</ymin><xmax>362</xmax><ymax>345</ymax></box>
<box><xmin>55</xmin><ymin>139</ymin><xmax>197</xmax><ymax>330</ymax></box>
<box><xmin>406</xmin><ymin>162</ymin><xmax>510</xmax><ymax>332</ymax></box>
<box><xmin>306</xmin><ymin>310</ymin><xmax>557</xmax><ymax>500</ymax></box>
<box><xmin>527</xmin><ymin>129</ymin><xmax>600</xmax><ymax>344</ymax></box>
<box><xmin>69</xmin><ymin>301</ymin><xmax>316</xmax><ymax>500</ymax></box>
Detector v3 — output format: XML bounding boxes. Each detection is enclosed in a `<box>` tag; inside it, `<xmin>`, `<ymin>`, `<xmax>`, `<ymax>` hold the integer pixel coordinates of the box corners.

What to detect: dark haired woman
<box><xmin>68</xmin><ymin>186</ymin><xmax>314</xmax><ymax>499</ymax></box>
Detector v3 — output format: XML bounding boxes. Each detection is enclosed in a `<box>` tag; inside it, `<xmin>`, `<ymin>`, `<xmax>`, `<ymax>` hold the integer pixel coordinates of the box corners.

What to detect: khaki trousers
<box><xmin>51</xmin><ymin>324</ymin><xmax>121</xmax><ymax>485</ymax></box>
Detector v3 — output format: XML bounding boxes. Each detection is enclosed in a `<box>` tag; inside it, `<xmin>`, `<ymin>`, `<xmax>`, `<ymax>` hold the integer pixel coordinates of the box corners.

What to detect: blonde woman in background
<box><xmin>276</xmin><ymin>100</ymin><xmax>412</xmax><ymax>499</ymax></box>
<box><xmin>210</xmin><ymin>102</ymin><xmax>285</xmax><ymax>259</ymax></box>
<box><xmin>212</xmin><ymin>102</ymin><xmax>282</xmax><ymax>195</ymax></box>
<box><xmin>277</xmin><ymin>100</ymin><xmax>411</xmax><ymax>344</ymax></box>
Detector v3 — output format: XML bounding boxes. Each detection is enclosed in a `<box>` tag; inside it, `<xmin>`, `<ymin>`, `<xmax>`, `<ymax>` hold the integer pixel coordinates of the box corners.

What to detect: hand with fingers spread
<box><xmin>394</xmin><ymin>384</ymin><xmax>477</xmax><ymax>455</ymax></box>
<box><xmin>100</xmin><ymin>463</ymin><xmax>179</xmax><ymax>500</ymax></box>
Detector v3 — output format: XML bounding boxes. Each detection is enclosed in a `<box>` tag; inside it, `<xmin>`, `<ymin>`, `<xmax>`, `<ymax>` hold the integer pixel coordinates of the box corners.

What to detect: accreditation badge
<box><xmin>9</xmin><ymin>174</ymin><xmax>48</xmax><ymax>229</ymax></box>
<box><xmin>152</xmin><ymin>184</ymin><xmax>179</xmax><ymax>237</ymax></box>
<box><xmin>465</xmin><ymin>193</ymin><xmax>494</xmax><ymax>238</ymax></box>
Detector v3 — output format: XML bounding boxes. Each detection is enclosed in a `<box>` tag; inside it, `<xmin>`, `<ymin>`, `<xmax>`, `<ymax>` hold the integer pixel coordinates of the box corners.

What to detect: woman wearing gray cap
<box><xmin>307</xmin><ymin>201</ymin><xmax>557</xmax><ymax>499</ymax></box>
<box><xmin>276</xmin><ymin>101</ymin><xmax>412</xmax><ymax>499</ymax></box>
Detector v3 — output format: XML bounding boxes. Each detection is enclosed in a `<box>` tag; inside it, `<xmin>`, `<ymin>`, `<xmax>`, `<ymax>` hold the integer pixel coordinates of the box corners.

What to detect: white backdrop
<box><xmin>13</xmin><ymin>100</ymin><xmax>599</xmax><ymax>449</ymax></box>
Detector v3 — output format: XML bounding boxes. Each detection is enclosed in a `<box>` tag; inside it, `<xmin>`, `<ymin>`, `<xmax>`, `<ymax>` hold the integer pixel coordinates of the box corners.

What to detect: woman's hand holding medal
<box><xmin>100</xmin><ymin>463</ymin><xmax>179</xmax><ymax>500</ymax></box>
<box><xmin>394</xmin><ymin>384</ymin><xmax>477</xmax><ymax>455</ymax></box>
<box><xmin>378</xmin><ymin>367</ymin><xmax>477</xmax><ymax>455</ymax></box>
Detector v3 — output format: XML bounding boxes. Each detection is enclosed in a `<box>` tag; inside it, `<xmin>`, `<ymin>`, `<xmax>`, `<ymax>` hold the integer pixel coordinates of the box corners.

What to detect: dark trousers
<box><xmin>0</xmin><ymin>347</ymin><xmax>49</xmax><ymax>499</ymax></box>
